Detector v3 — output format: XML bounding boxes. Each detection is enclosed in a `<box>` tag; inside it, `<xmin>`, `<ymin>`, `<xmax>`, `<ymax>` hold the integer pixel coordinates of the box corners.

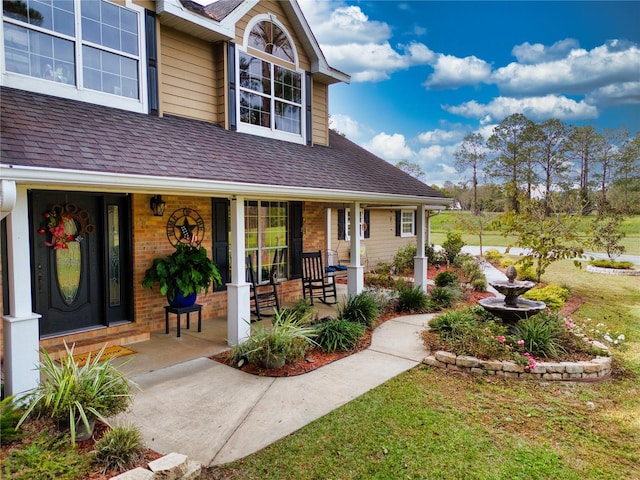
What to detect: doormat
<box><xmin>65</xmin><ymin>345</ymin><xmax>136</xmax><ymax>367</ymax></box>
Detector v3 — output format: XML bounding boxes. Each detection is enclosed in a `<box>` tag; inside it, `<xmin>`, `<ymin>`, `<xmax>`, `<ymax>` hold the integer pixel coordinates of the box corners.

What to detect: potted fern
<box><xmin>142</xmin><ymin>243</ymin><xmax>222</xmax><ymax>307</ymax></box>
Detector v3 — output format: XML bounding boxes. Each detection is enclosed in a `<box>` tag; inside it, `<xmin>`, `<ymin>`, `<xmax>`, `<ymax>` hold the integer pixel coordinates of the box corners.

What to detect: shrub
<box><xmin>429</xmin><ymin>308</ymin><xmax>478</xmax><ymax>334</ymax></box>
<box><xmin>511</xmin><ymin>311</ymin><xmax>567</xmax><ymax>359</ymax></box>
<box><xmin>94</xmin><ymin>425</ymin><xmax>145</xmax><ymax>474</ymax></box>
<box><xmin>315</xmin><ymin>319</ymin><xmax>366</xmax><ymax>353</ymax></box>
<box><xmin>429</xmin><ymin>286</ymin><xmax>461</xmax><ymax>309</ymax></box>
<box><xmin>455</xmin><ymin>254</ymin><xmax>486</xmax><ymax>285</ymax></box>
<box><xmin>515</xmin><ymin>263</ymin><xmax>537</xmax><ymax>281</ymax></box>
<box><xmin>231</xmin><ymin>309</ymin><xmax>318</xmax><ymax>369</ymax></box>
<box><xmin>393</xmin><ymin>244</ymin><xmax>417</xmax><ymax>274</ymax></box>
<box><xmin>371</xmin><ymin>262</ymin><xmax>392</xmax><ymax>275</ymax></box>
<box><xmin>277</xmin><ymin>298</ymin><xmax>315</xmax><ymax>325</ymax></box>
<box><xmin>425</xmin><ymin>244</ymin><xmax>444</xmax><ymax>266</ymax></box>
<box><xmin>338</xmin><ymin>291</ymin><xmax>381</xmax><ymax>328</ymax></box>
<box><xmin>442</xmin><ymin>232</ymin><xmax>465</xmax><ymax>264</ymax></box>
<box><xmin>522</xmin><ymin>285</ymin><xmax>570</xmax><ymax>312</ymax></box>
<box><xmin>17</xmin><ymin>343</ymin><xmax>134</xmax><ymax>445</ymax></box>
<box><xmin>483</xmin><ymin>249</ymin><xmax>503</xmax><ymax>263</ymax></box>
<box><xmin>471</xmin><ymin>277</ymin><xmax>487</xmax><ymax>292</ymax></box>
<box><xmin>1</xmin><ymin>396</ymin><xmax>24</xmax><ymax>444</ymax></box>
<box><xmin>397</xmin><ymin>285</ymin><xmax>430</xmax><ymax>313</ymax></box>
<box><xmin>434</xmin><ymin>271</ymin><xmax>459</xmax><ymax>288</ymax></box>
<box><xmin>590</xmin><ymin>259</ymin><xmax>633</xmax><ymax>269</ymax></box>
<box><xmin>364</xmin><ymin>272</ymin><xmax>399</xmax><ymax>289</ymax></box>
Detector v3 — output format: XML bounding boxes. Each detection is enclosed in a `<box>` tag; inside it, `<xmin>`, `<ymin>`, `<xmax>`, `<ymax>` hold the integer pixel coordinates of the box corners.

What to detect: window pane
<box><xmin>240</xmin><ymin>91</ymin><xmax>270</xmax><ymax>128</ymax></box>
<box><xmin>53</xmin><ymin>5</ymin><xmax>74</xmax><ymax>36</ymax></box>
<box><xmin>81</xmin><ymin>0</ymin><xmax>100</xmax><ymax>21</ymax></box>
<box><xmin>249</xmin><ymin>21</ymin><xmax>293</xmax><ymax>62</ymax></box>
<box><xmin>274</xmin><ymin>66</ymin><xmax>301</xmax><ymax>103</ymax></box>
<box><xmin>31</xmin><ymin>1</ymin><xmax>53</xmax><ymax>30</ymax></box>
<box><xmin>82</xmin><ymin>17</ymin><xmax>101</xmax><ymax>44</ymax></box>
<box><xmin>102</xmin><ymin>24</ymin><xmax>120</xmax><ymax>50</ymax></box>
<box><xmin>275</xmin><ymin>102</ymin><xmax>300</xmax><ymax>134</ymax></box>
<box><xmin>82</xmin><ymin>45</ymin><xmax>138</xmax><ymax>98</ymax></box>
<box><xmin>107</xmin><ymin>205</ymin><xmax>121</xmax><ymax>307</ymax></box>
<box><xmin>81</xmin><ymin>0</ymin><xmax>138</xmax><ymax>56</ymax></box>
<box><xmin>4</xmin><ymin>23</ymin><xmax>75</xmax><ymax>84</ymax></box>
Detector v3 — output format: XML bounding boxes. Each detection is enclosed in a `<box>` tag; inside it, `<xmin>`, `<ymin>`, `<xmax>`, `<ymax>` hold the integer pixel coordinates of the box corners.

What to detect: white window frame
<box><xmin>236</xmin><ymin>14</ymin><xmax>305</xmax><ymax>145</ymax></box>
<box><xmin>400</xmin><ymin>209</ymin><xmax>415</xmax><ymax>237</ymax></box>
<box><xmin>345</xmin><ymin>209</ymin><xmax>366</xmax><ymax>242</ymax></box>
<box><xmin>0</xmin><ymin>0</ymin><xmax>147</xmax><ymax>114</ymax></box>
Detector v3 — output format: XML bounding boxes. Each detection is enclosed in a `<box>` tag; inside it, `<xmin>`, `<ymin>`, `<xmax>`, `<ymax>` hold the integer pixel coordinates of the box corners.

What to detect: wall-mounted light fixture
<box><xmin>150</xmin><ymin>195</ymin><xmax>166</xmax><ymax>216</ymax></box>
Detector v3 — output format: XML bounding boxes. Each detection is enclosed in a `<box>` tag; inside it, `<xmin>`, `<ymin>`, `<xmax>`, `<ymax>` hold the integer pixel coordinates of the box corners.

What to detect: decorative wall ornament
<box><xmin>166</xmin><ymin>208</ymin><xmax>205</xmax><ymax>247</ymax></box>
<box><xmin>38</xmin><ymin>203</ymin><xmax>95</xmax><ymax>250</ymax></box>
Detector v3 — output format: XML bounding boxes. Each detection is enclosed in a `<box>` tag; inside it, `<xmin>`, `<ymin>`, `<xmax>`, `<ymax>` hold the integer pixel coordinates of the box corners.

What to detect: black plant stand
<box><xmin>164</xmin><ymin>304</ymin><xmax>202</xmax><ymax>337</ymax></box>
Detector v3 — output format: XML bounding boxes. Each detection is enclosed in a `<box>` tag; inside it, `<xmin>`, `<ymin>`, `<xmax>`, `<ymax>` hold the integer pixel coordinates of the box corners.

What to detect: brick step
<box><xmin>40</xmin><ymin>329</ymin><xmax>150</xmax><ymax>361</ymax></box>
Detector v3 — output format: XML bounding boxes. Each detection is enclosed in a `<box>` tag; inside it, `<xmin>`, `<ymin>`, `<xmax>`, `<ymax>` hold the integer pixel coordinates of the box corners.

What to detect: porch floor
<box><xmin>115</xmin><ymin>286</ymin><xmax>345</xmax><ymax>377</ymax></box>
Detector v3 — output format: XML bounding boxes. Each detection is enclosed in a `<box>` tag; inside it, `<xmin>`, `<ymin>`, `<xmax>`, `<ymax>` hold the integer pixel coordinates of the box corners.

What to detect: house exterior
<box><xmin>0</xmin><ymin>0</ymin><xmax>451</xmax><ymax>397</ymax></box>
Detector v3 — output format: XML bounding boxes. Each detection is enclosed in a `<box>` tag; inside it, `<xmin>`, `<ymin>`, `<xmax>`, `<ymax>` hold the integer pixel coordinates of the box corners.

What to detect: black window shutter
<box><xmin>145</xmin><ymin>10</ymin><xmax>158</xmax><ymax>115</ymax></box>
<box><xmin>227</xmin><ymin>42</ymin><xmax>237</xmax><ymax>130</ymax></box>
<box><xmin>364</xmin><ymin>210</ymin><xmax>370</xmax><ymax>238</ymax></box>
<box><xmin>289</xmin><ymin>201</ymin><xmax>303</xmax><ymax>279</ymax></box>
<box><xmin>305</xmin><ymin>71</ymin><xmax>312</xmax><ymax>145</ymax></box>
<box><xmin>338</xmin><ymin>209</ymin><xmax>345</xmax><ymax>240</ymax></box>
<box><xmin>212</xmin><ymin>198</ymin><xmax>230</xmax><ymax>290</ymax></box>
<box><xmin>395</xmin><ymin>211</ymin><xmax>401</xmax><ymax>237</ymax></box>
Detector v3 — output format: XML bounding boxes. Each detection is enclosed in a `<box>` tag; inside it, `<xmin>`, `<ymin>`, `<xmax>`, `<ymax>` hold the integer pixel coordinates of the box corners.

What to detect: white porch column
<box><xmin>226</xmin><ymin>196</ymin><xmax>250</xmax><ymax>346</ymax></box>
<box><xmin>414</xmin><ymin>205</ymin><xmax>428</xmax><ymax>293</ymax></box>
<box><xmin>2</xmin><ymin>184</ymin><xmax>41</xmax><ymax>398</ymax></box>
<box><xmin>347</xmin><ymin>201</ymin><xmax>364</xmax><ymax>296</ymax></box>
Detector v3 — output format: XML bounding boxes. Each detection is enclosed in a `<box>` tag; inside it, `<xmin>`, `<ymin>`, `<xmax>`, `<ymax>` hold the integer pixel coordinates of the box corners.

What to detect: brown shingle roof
<box><xmin>1</xmin><ymin>87</ymin><xmax>446</xmax><ymax>201</ymax></box>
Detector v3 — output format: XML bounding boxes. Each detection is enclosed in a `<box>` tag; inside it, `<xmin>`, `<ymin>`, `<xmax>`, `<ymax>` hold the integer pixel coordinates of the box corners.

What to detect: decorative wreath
<box><xmin>38</xmin><ymin>203</ymin><xmax>94</xmax><ymax>250</ymax></box>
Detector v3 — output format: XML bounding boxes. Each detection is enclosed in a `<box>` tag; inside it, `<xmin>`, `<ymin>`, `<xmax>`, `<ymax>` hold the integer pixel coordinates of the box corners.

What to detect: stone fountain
<box><xmin>478</xmin><ymin>265</ymin><xmax>546</xmax><ymax>323</ymax></box>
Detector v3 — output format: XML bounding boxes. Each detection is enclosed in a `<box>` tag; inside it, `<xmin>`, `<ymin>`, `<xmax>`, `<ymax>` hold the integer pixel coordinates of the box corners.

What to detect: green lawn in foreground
<box><xmin>203</xmin><ymin>260</ymin><xmax>640</xmax><ymax>480</ymax></box>
<box><xmin>429</xmin><ymin>212</ymin><xmax>640</xmax><ymax>256</ymax></box>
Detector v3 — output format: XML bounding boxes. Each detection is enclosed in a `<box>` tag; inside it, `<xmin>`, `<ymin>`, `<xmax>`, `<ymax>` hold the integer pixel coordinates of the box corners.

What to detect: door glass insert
<box><xmin>107</xmin><ymin>205</ymin><xmax>120</xmax><ymax>306</ymax></box>
<box><xmin>56</xmin><ymin>217</ymin><xmax>81</xmax><ymax>305</ymax></box>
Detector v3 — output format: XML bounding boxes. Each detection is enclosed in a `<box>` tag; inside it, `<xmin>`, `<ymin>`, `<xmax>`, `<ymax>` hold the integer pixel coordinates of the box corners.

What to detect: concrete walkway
<box><xmin>115</xmin><ymin>313</ymin><xmax>434</xmax><ymax>466</ymax></box>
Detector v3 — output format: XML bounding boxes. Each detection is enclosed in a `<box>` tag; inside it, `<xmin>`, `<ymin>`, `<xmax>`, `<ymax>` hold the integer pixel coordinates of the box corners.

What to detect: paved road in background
<box><xmin>456</xmin><ymin>246</ymin><xmax>640</xmax><ymax>266</ymax></box>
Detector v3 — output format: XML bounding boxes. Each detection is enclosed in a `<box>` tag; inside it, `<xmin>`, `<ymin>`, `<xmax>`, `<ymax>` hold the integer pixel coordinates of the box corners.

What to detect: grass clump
<box><xmin>229</xmin><ymin>309</ymin><xmax>318</xmax><ymax>369</ymax></box>
<box><xmin>434</xmin><ymin>270</ymin><xmax>459</xmax><ymax>288</ymax></box>
<box><xmin>337</xmin><ymin>291</ymin><xmax>381</xmax><ymax>328</ymax></box>
<box><xmin>1</xmin><ymin>396</ymin><xmax>25</xmax><ymax>444</ymax></box>
<box><xmin>511</xmin><ymin>311</ymin><xmax>567</xmax><ymax>358</ymax></box>
<box><xmin>315</xmin><ymin>319</ymin><xmax>366</xmax><ymax>353</ymax></box>
<box><xmin>17</xmin><ymin>343</ymin><xmax>134</xmax><ymax>445</ymax></box>
<box><xmin>397</xmin><ymin>284</ymin><xmax>430</xmax><ymax>313</ymax></box>
<box><xmin>429</xmin><ymin>286</ymin><xmax>461</xmax><ymax>310</ymax></box>
<box><xmin>93</xmin><ymin>425</ymin><xmax>145</xmax><ymax>474</ymax></box>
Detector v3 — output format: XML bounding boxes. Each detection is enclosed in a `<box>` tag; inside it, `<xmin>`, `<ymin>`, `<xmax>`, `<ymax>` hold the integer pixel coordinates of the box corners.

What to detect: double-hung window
<box><xmin>245</xmin><ymin>201</ymin><xmax>288</xmax><ymax>283</ymax></box>
<box><xmin>2</xmin><ymin>0</ymin><xmax>146</xmax><ymax>112</ymax></box>
<box><xmin>344</xmin><ymin>209</ymin><xmax>366</xmax><ymax>241</ymax></box>
<box><xmin>400</xmin><ymin>210</ymin><xmax>415</xmax><ymax>237</ymax></box>
<box><xmin>238</xmin><ymin>17</ymin><xmax>304</xmax><ymax>143</ymax></box>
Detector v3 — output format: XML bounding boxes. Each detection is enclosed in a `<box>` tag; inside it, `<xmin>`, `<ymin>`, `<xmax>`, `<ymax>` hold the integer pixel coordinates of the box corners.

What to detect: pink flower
<box><xmin>517</xmin><ymin>339</ymin><xmax>525</xmax><ymax>346</ymax></box>
<box><xmin>496</xmin><ymin>335</ymin><xmax>506</xmax><ymax>344</ymax></box>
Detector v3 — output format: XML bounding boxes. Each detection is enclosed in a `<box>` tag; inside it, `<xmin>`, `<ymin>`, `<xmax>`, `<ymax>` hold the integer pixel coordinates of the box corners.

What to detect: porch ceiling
<box><xmin>0</xmin><ymin>87</ymin><xmax>451</xmax><ymax>207</ymax></box>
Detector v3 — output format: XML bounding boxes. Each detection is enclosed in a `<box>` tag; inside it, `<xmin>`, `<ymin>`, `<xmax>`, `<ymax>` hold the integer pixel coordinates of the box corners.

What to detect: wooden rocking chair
<box><xmin>301</xmin><ymin>250</ymin><xmax>337</xmax><ymax>305</ymax></box>
<box><xmin>246</xmin><ymin>255</ymin><xmax>280</xmax><ymax>321</ymax></box>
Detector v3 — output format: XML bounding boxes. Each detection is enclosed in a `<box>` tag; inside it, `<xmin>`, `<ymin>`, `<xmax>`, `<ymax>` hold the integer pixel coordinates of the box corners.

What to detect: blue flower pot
<box><xmin>168</xmin><ymin>291</ymin><xmax>197</xmax><ymax>308</ymax></box>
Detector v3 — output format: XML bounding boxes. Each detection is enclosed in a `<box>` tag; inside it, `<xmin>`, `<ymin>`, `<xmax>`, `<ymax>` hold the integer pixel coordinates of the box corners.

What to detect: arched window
<box><xmin>248</xmin><ymin>20</ymin><xmax>294</xmax><ymax>63</ymax></box>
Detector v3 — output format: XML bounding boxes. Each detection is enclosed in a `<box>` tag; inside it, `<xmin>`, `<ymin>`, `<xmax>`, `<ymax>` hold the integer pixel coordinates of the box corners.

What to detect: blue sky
<box><xmin>298</xmin><ymin>1</ymin><xmax>640</xmax><ymax>185</ymax></box>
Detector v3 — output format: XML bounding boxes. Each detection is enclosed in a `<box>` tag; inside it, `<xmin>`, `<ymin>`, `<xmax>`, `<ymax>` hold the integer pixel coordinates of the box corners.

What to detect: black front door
<box><xmin>31</xmin><ymin>191</ymin><xmax>132</xmax><ymax>337</ymax></box>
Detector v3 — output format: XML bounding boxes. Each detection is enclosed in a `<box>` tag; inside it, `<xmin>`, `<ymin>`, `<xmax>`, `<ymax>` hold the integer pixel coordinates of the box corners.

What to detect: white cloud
<box><xmin>585</xmin><ymin>81</ymin><xmax>640</xmax><ymax>107</ymax></box>
<box><xmin>329</xmin><ymin>114</ymin><xmax>363</xmax><ymax>139</ymax></box>
<box><xmin>301</xmin><ymin>4</ymin><xmax>391</xmax><ymax>45</ymax></box>
<box><xmin>417</xmin><ymin>128</ymin><xmax>465</xmax><ymax>145</ymax></box>
<box><xmin>425</xmin><ymin>54</ymin><xmax>492</xmax><ymax>89</ymax></box>
<box><xmin>512</xmin><ymin>38</ymin><xmax>579</xmax><ymax>64</ymax></box>
<box><xmin>443</xmin><ymin>95</ymin><xmax>599</xmax><ymax>122</ymax></box>
<box><xmin>363</xmin><ymin>133</ymin><xmax>414</xmax><ymax>161</ymax></box>
<box><xmin>492</xmin><ymin>41</ymin><xmax>640</xmax><ymax>96</ymax></box>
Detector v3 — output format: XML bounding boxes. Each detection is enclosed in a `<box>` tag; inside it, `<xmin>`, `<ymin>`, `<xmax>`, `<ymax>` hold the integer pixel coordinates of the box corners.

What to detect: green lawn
<box><xmin>429</xmin><ymin>212</ymin><xmax>640</xmax><ymax>256</ymax></box>
<box><xmin>202</xmin><ymin>260</ymin><xmax>640</xmax><ymax>480</ymax></box>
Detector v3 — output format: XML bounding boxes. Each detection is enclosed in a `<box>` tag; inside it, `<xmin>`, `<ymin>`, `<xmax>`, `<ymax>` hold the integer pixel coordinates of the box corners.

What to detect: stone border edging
<box><xmin>423</xmin><ymin>342</ymin><xmax>612</xmax><ymax>382</ymax></box>
<box><xmin>586</xmin><ymin>265</ymin><xmax>640</xmax><ymax>276</ymax></box>
<box><xmin>110</xmin><ymin>452</ymin><xmax>201</xmax><ymax>480</ymax></box>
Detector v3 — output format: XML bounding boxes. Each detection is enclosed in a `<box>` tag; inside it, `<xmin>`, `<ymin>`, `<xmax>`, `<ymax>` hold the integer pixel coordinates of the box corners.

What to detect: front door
<box><xmin>31</xmin><ymin>191</ymin><xmax>132</xmax><ymax>337</ymax></box>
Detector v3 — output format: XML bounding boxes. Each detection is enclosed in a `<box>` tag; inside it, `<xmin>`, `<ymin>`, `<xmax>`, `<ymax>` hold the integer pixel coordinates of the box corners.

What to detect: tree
<box><xmin>567</xmin><ymin>125</ymin><xmax>603</xmax><ymax>215</ymax></box>
<box><xmin>498</xmin><ymin>200</ymin><xmax>584</xmax><ymax>283</ymax></box>
<box><xmin>396</xmin><ymin>160</ymin><xmax>427</xmax><ymax>182</ymax></box>
<box><xmin>531</xmin><ymin>119</ymin><xmax>570</xmax><ymax>217</ymax></box>
<box><xmin>454</xmin><ymin>133</ymin><xmax>486</xmax><ymax>215</ymax></box>
<box><xmin>612</xmin><ymin>131</ymin><xmax>640</xmax><ymax>213</ymax></box>
<box><xmin>486</xmin><ymin>113</ymin><xmax>536</xmax><ymax>213</ymax></box>
<box><xmin>590</xmin><ymin>209</ymin><xmax>626</xmax><ymax>260</ymax></box>
<box><xmin>593</xmin><ymin>127</ymin><xmax>628</xmax><ymax>210</ymax></box>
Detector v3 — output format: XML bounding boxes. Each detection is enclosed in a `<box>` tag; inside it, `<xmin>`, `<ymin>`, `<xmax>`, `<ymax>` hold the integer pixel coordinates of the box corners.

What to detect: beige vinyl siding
<box><xmin>160</xmin><ymin>27</ymin><xmax>217</xmax><ymax>122</ymax></box>
<box><xmin>212</xmin><ymin>42</ymin><xmax>226</xmax><ymax>127</ymax></box>
<box><xmin>312</xmin><ymin>80</ymin><xmax>328</xmax><ymax>146</ymax></box>
<box><xmin>330</xmin><ymin>209</ymin><xmax>417</xmax><ymax>270</ymax></box>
